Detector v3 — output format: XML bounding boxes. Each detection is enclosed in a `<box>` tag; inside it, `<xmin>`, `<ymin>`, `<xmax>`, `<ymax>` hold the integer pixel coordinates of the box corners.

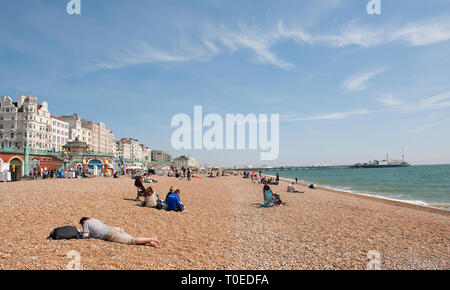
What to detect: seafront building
<box><xmin>81</xmin><ymin>119</ymin><xmax>115</xmax><ymax>154</ymax></box>
<box><xmin>115</xmin><ymin>138</ymin><xmax>143</xmax><ymax>160</ymax></box>
<box><xmin>0</xmin><ymin>94</ymin><xmax>196</xmax><ymax>181</ymax></box>
<box><xmin>115</xmin><ymin>138</ymin><xmax>152</xmax><ymax>162</ymax></box>
<box><xmin>59</xmin><ymin>114</ymin><xmax>92</xmax><ymax>146</ymax></box>
<box><xmin>172</xmin><ymin>155</ymin><xmax>199</xmax><ymax>168</ymax></box>
<box><xmin>151</xmin><ymin>150</ymin><xmax>171</xmax><ymax>163</ymax></box>
<box><xmin>141</xmin><ymin>144</ymin><xmax>152</xmax><ymax>162</ymax></box>
<box><xmin>0</xmin><ymin>94</ymin><xmax>69</xmax><ymax>151</ymax></box>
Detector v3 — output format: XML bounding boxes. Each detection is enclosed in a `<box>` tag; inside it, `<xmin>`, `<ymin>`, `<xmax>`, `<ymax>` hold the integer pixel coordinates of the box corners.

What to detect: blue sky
<box><xmin>1</xmin><ymin>0</ymin><xmax>450</xmax><ymax>166</ymax></box>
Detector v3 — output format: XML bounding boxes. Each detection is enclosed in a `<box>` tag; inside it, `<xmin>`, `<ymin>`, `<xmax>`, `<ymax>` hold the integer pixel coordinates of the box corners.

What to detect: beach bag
<box><xmin>47</xmin><ymin>226</ymin><xmax>79</xmax><ymax>240</ymax></box>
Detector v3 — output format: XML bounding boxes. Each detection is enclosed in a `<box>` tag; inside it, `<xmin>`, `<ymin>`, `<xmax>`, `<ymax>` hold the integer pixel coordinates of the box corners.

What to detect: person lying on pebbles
<box><xmin>79</xmin><ymin>217</ymin><xmax>161</xmax><ymax>248</ymax></box>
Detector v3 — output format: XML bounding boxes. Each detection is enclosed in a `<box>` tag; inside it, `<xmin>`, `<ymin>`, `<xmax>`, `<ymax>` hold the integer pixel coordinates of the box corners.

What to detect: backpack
<box><xmin>47</xmin><ymin>226</ymin><xmax>79</xmax><ymax>240</ymax></box>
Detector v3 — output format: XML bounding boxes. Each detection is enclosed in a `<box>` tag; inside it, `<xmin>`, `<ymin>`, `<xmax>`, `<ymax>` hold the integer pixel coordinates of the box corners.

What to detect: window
<box><xmin>11</xmin><ymin>133</ymin><xmax>14</xmax><ymax>138</ymax></box>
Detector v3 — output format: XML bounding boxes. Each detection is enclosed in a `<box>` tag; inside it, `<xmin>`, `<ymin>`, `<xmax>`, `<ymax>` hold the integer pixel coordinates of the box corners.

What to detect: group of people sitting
<box><xmin>141</xmin><ymin>186</ymin><xmax>186</xmax><ymax>212</ymax></box>
<box><xmin>243</xmin><ymin>171</ymin><xmax>281</xmax><ymax>186</ymax></box>
<box><xmin>134</xmin><ymin>174</ymin><xmax>186</xmax><ymax>212</ymax></box>
<box><xmin>262</xmin><ymin>177</ymin><xmax>279</xmax><ymax>185</ymax></box>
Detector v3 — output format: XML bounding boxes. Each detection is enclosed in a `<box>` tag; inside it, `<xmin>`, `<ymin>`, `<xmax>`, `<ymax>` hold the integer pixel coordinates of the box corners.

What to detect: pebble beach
<box><xmin>0</xmin><ymin>175</ymin><xmax>448</xmax><ymax>270</ymax></box>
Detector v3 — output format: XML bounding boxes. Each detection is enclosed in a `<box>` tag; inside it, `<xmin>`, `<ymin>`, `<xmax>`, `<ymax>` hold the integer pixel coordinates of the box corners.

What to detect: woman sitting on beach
<box><xmin>263</xmin><ymin>185</ymin><xmax>285</xmax><ymax>206</ymax></box>
<box><xmin>287</xmin><ymin>183</ymin><xmax>303</xmax><ymax>193</ymax></box>
<box><xmin>141</xmin><ymin>186</ymin><xmax>157</xmax><ymax>208</ymax></box>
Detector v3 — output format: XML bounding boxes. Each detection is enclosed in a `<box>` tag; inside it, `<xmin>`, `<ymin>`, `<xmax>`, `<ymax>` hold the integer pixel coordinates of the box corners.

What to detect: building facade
<box><xmin>173</xmin><ymin>155</ymin><xmax>199</xmax><ymax>168</ymax></box>
<box><xmin>0</xmin><ymin>94</ymin><xmax>69</xmax><ymax>152</ymax></box>
<box><xmin>151</xmin><ymin>150</ymin><xmax>171</xmax><ymax>163</ymax></box>
<box><xmin>141</xmin><ymin>144</ymin><xmax>152</xmax><ymax>162</ymax></box>
<box><xmin>81</xmin><ymin>119</ymin><xmax>115</xmax><ymax>154</ymax></box>
<box><xmin>59</xmin><ymin>114</ymin><xmax>92</xmax><ymax>146</ymax></box>
<box><xmin>114</xmin><ymin>138</ymin><xmax>151</xmax><ymax>162</ymax></box>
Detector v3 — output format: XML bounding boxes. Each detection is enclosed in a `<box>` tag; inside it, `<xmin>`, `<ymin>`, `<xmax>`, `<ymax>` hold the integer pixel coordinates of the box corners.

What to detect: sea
<box><xmin>263</xmin><ymin>164</ymin><xmax>450</xmax><ymax>210</ymax></box>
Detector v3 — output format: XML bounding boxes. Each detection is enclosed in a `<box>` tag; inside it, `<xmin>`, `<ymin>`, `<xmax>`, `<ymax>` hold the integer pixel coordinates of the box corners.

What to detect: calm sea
<box><xmin>263</xmin><ymin>165</ymin><xmax>450</xmax><ymax>210</ymax></box>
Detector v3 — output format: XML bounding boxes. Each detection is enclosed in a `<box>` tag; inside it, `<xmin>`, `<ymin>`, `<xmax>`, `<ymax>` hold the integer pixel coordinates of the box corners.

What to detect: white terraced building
<box><xmin>0</xmin><ymin>94</ymin><xmax>69</xmax><ymax>152</ymax></box>
<box><xmin>81</xmin><ymin>119</ymin><xmax>115</xmax><ymax>154</ymax></box>
<box><xmin>59</xmin><ymin>114</ymin><xmax>92</xmax><ymax>146</ymax></box>
<box><xmin>115</xmin><ymin>138</ymin><xmax>152</xmax><ymax>163</ymax></box>
<box><xmin>172</xmin><ymin>155</ymin><xmax>199</xmax><ymax>168</ymax></box>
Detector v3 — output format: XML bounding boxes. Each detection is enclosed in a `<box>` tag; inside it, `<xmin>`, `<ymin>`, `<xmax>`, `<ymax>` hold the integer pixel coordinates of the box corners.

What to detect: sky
<box><xmin>1</xmin><ymin>0</ymin><xmax>450</xmax><ymax>167</ymax></box>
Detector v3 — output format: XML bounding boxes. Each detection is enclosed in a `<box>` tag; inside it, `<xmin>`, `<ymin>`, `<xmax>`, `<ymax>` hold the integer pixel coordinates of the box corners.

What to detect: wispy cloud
<box><xmin>317</xmin><ymin>16</ymin><xmax>450</xmax><ymax>48</ymax></box>
<box><xmin>377</xmin><ymin>91</ymin><xmax>450</xmax><ymax>112</ymax></box>
<box><xmin>342</xmin><ymin>67</ymin><xmax>389</xmax><ymax>92</ymax></box>
<box><xmin>391</xmin><ymin>16</ymin><xmax>450</xmax><ymax>46</ymax></box>
<box><xmin>413</xmin><ymin>116</ymin><xmax>450</xmax><ymax>133</ymax></box>
<box><xmin>90</xmin><ymin>15</ymin><xmax>450</xmax><ymax>72</ymax></box>
<box><xmin>285</xmin><ymin>109</ymin><xmax>372</xmax><ymax>121</ymax></box>
<box><xmin>92</xmin><ymin>42</ymin><xmax>212</xmax><ymax>70</ymax></box>
<box><xmin>377</xmin><ymin>94</ymin><xmax>404</xmax><ymax>107</ymax></box>
<box><xmin>417</xmin><ymin>91</ymin><xmax>450</xmax><ymax>110</ymax></box>
<box><xmin>212</xmin><ymin>23</ymin><xmax>295</xmax><ymax>69</ymax></box>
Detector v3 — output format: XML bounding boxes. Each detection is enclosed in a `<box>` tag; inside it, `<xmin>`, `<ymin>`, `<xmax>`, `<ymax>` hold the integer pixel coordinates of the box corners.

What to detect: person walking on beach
<box><xmin>295</xmin><ymin>177</ymin><xmax>298</xmax><ymax>184</ymax></box>
<box><xmin>79</xmin><ymin>217</ymin><xmax>161</xmax><ymax>248</ymax></box>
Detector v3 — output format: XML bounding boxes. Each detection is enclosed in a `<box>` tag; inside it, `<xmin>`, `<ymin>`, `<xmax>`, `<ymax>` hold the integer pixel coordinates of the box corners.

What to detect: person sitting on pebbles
<box><xmin>141</xmin><ymin>186</ymin><xmax>158</xmax><ymax>208</ymax></box>
<box><xmin>263</xmin><ymin>184</ymin><xmax>286</xmax><ymax>206</ymax></box>
<box><xmin>287</xmin><ymin>183</ymin><xmax>303</xmax><ymax>193</ymax></box>
<box><xmin>79</xmin><ymin>217</ymin><xmax>161</xmax><ymax>248</ymax></box>
<box><xmin>166</xmin><ymin>189</ymin><xmax>186</xmax><ymax>212</ymax></box>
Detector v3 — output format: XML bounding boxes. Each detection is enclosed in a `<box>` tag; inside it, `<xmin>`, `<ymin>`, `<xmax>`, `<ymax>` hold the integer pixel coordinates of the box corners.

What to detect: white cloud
<box><xmin>391</xmin><ymin>16</ymin><xmax>450</xmax><ymax>46</ymax></box>
<box><xmin>215</xmin><ymin>28</ymin><xmax>294</xmax><ymax>69</ymax></box>
<box><xmin>377</xmin><ymin>91</ymin><xmax>450</xmax><ymax>112</ymax></box>
<box><xmin>316</xmin><ymin>16</ymin><xmax>450</xmax><ymax>48</ymax></box>
<box><xmin>342</xmin><ymin>67</ymin><xmax>389</xmax><ymax>92</ymax></box>
<box><xmin>413</xmin><ymin>116</ymin><xmax>450</xmax><ymax>133</ymax></box>
<box><xmin>418</xmin><ymin>91</ymin><xmax>450</xmax><ymax>110</ymax></box>
<box><xmin>377</xmin><ymin>94</ymin><xmax>404</xmax><ymax>107</ymax></box>
<box><xmin>286</xmin><ymin>110</ymin><xmax>371</xmax><ymax>121</ymax></box>
<box><xmin>93</xmin><ymin>42</ymin><xmax>213</xmax><ymax>70</ymax></box>
<box><xmin>91</xmin><ymin>15</ymin><xmax>450</xmax><ymax>71</ymax></box>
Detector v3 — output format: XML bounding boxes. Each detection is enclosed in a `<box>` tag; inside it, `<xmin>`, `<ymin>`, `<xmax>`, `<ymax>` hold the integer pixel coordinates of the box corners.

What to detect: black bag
<box><xmin>47</xmin><ymin>226</ymin><xmax>79</xmax><ymax>240</ymax></box>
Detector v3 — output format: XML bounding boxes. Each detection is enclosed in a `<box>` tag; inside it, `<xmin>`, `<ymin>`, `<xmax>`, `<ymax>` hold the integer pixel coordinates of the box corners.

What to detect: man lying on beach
<box><xmin>79</xmin><ymin>217</ymin><xmax>161</xmax><ymax>248</ymax></box>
